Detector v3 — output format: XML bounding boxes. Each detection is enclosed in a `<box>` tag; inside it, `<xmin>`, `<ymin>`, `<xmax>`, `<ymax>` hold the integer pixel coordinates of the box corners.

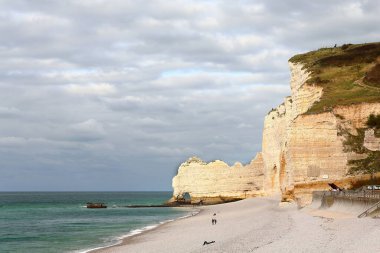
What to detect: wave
<box><xmin>77</xmin><ymin>209</ymin><xmax>200</xmax><ymax>253</ymax></box>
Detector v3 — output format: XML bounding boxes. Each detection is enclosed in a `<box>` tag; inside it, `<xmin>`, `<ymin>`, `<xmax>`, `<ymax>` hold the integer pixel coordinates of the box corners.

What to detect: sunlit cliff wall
<box><xmin>262</xmin><ymin>63</ymin><xmax>380</xmax><ymax>205</ymax></box>
<box><xmin>170</xmin><ymin>61</ymin><xmax>380</xmax><ymax>206</ymax></box>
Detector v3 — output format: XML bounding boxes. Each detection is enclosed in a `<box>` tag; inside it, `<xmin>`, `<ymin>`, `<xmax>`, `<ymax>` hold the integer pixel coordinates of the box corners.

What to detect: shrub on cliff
<box><xmin>341</xmin><ymin>44</ymin><xmax>353</xmax><ymax>50</ymax></box>
<box><xmin>364</xmin><ymin>63</ymin><xmax>380</xmax><ymax>88</ymax></box>
<box><xmin>342</xmin><ymin>126</ymin><xmax>380</xmax><ymax>175</ymax></box>
<box><xmin>349</xmin><ymin>151</ymin><xmax>380</xmax><ymax>175</ymax></box>
<box><xmin>342</xmin><ymin>129</ymin><xmax>367</xmax><ymax>154</ymax></box>
<box><xmin>366</xmin><ymin>114</ymin><xmax>380</xmax><ymax>129</ymax></box>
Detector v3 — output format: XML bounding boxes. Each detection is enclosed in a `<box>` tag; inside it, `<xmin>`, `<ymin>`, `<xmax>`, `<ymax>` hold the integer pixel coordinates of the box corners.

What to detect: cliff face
<box><xmin>262</xmin><ymin>62</ymin><xmax>327</xmax><ymax>194</ymax></box>
<box><xmin>170</xmin><ymin>44</ymin><xmax>380</xmax><ymax>206</ymax></box>
<box><xmin>262</xmin><ymin>62</ymin><xmax>380</xmax><ymax>205</ymax></box>
<box><xmin>169</xmin><ymin>154</ymin><xmax>264</xmax><ymax>204</ymax></box>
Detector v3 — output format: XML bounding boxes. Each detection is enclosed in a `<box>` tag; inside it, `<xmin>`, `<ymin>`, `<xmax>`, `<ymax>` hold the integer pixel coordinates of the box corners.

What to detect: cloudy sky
<box><xmin>1</xmin><ymin>0</ymin><xmax>379</xmax><ymax>191</ymax></box>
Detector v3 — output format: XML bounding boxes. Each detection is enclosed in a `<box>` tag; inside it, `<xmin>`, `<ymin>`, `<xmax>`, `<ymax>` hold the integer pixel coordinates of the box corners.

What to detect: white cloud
<box><xmin>7</xmin><ymin>11</ymin><xmax>70</xmax><ymax>26</ymax></box>
<box><xmin>64</xmin><ymin>83</ymin><xmax>116</xmax><ymax>96</ymax></box>
<box><xmin>68</xmin><ymin>119</ymin><xmax>106</xmax><ymax>141</ymax></box>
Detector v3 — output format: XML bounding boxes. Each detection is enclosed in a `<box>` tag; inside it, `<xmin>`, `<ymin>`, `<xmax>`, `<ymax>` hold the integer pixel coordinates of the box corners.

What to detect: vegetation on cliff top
<box><xmin>289</xmin><ymin>42</ymin><xmax>380</xmax><ymax>114</ymax></box>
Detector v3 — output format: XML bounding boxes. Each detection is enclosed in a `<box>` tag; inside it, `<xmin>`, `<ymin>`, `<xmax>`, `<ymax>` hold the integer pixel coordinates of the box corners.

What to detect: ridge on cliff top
<box><xmin>182</xmin><ymin>156</ymin><xmax>206</xmax><ymax>166</ymax></box>
<box><xmin>289</xmin><ymin>42</ymin><xmax>380</xmax><ymax>114</ymax></box>
<box><xmin>181</xmin><ymin>154</ymin><xmax>263</xmax><ymax>168</ymax></box>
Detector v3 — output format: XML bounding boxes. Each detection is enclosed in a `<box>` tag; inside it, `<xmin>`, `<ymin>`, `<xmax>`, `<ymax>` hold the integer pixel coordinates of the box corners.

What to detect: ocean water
<box><xmin>0</xmin><ymin>192</ymin><xmax>192</xmax><ymax>253</ymax></box>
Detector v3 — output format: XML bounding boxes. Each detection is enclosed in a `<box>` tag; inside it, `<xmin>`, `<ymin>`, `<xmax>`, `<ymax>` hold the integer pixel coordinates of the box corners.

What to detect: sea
<box><xmin>0</xmin><ymin>192</ymin><xmax>193</xmax><ymax>253</ymax></box>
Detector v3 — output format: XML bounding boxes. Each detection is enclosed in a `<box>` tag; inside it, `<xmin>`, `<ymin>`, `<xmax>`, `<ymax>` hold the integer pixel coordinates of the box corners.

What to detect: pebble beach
<box><xmin>93</xmin><ymin>196</ymin><xmax>380</xmax><ymax>253</ymax></box>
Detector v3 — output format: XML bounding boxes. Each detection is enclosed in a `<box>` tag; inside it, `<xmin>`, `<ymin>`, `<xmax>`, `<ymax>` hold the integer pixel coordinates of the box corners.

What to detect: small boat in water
<box><xmin>86</xmin><ymin>202</ymin><xmax>107</xmax><ymax>208</ymax></box>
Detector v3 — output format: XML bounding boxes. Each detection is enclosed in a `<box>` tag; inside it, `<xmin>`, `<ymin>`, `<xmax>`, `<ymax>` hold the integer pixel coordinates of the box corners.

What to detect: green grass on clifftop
<box><xmin>289</xmin><ymin>42</ymin><xmax>380</xmax><ymax>114</ymax></box>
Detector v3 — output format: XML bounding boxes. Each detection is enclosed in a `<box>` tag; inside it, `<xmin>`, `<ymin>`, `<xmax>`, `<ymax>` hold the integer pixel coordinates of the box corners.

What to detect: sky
<box><xmin>0</xmin><ymin>0</ymin><xmax>379</xmax><ymax>191</ymax></box>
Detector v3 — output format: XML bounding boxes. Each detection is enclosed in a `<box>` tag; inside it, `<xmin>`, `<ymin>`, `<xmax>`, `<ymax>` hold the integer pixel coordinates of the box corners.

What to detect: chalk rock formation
<box><xmin>170</xmin><ymin>44</ymin><xmax>380</xmax><ymax>206</ymax></box>
<box><xmin>262</xmin><ymin>62</ymin><xmax>330</xmax><ymax>195</ymax></box>
<box><xmin>364</xmin><ymin>129</ymin><xmax>380</xmax><ymax>151</ymax></box>
<box><xmin>169</xmin><ymin>153</ymin><xmax>264</xmax><ymax>204</ymax></box>
<box><xmin>262</xmin><ymin>63</ymin><xmax>380</xmax><ymax>205</ymax></box>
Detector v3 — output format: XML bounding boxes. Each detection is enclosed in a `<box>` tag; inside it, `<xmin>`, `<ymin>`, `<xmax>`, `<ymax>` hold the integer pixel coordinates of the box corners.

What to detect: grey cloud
<box><xmin>0</xmin><ymin>106</ymin><xmax>20</xmax><ymax>118</ymax></box>
<box><xmin>67</xmin><ymin>119</ymin><xmax>107</xmax><ymax>142</ymax></box>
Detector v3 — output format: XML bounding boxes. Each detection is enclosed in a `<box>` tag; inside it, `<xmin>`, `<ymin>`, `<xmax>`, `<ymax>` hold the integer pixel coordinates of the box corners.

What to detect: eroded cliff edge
<box><xmin>169</xmin><ymin>43</ymin><xmax>380</xmax><ymax>206</ymax></box>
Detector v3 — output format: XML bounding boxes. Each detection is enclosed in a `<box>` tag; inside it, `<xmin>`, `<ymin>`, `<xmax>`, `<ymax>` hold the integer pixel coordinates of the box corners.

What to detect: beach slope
<box><xmin>94</xmin><ymin>197</ymin><xmax>380</xmax><ymax>253</ymax></box>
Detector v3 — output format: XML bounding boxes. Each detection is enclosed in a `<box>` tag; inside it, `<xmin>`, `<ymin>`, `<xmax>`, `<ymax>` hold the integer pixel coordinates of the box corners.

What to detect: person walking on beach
<box><xmin>212</xmin><ymin>213</ymin><xmax>217</xmax><ymax>225</ymax></box>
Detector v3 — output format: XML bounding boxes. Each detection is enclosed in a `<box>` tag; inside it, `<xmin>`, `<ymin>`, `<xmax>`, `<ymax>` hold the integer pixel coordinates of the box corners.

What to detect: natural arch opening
<box><xmin>175</xmin><ymin>192</ymin><xmax>192</xmax><ymax>204</ymax></box>
<box><xmin>183</xmin><ymin>192</ymin><xmax>191</xmax><ymax>201</ymax></box>
<box><xmin>176</xmin><ymin>192</ymin><xmax>192</xmax><ymax>204</ymax></box>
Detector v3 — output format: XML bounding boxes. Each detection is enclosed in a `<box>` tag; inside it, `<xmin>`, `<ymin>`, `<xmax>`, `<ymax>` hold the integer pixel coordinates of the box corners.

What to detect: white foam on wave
<box><xmin>116</xmin><ymin>224</ymin><xmax>159</xmax><ymax>240</ymax></box>
<box><xmin>77</xmin><ymin>209</ymin><xmax>200</xmax><ymax>253</ymax></box>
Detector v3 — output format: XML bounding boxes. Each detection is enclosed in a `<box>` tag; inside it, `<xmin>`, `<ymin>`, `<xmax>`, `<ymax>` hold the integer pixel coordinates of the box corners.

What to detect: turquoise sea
<box><xmin>0</xmin><ymin>192</ymin><xmax>192</xmax><ymax>253</ymax></box>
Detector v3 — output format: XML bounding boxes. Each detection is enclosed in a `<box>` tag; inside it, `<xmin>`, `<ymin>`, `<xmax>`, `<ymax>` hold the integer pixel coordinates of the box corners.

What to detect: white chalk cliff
<box><xmin>262</xmin><ymin>64</ymin><xmax>380</xmax><ymax>204</ymax></box>
<box><xmin>169</xmin><ymin>154</ymin><xmax>264</xmax><ymax>204</ymax></box>
<box><xmin>170</xmin><ymin>60</ymin><xmax>380</xmax><ymax>205</ymax></box>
